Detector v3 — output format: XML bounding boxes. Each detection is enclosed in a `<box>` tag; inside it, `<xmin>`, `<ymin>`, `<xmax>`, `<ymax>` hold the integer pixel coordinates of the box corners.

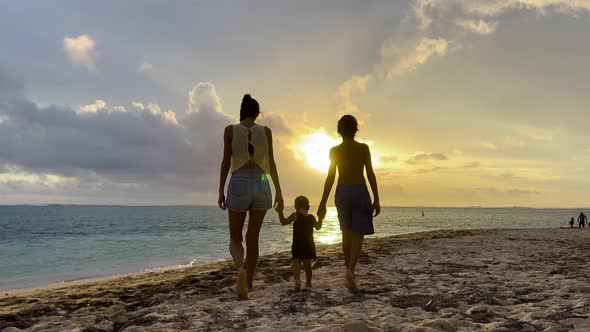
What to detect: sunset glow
<box><xmin>294</xmin><ymin>132</ymin><xmax>340</xmax><ymax>173</ymax></box>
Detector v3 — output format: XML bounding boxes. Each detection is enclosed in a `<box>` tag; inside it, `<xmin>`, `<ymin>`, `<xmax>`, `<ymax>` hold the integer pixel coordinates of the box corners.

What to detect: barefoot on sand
<box><xmin>345</xmin><ymin>270</ymin><xmax>357</xmax><ymax>292</ymax></box>
<box><xmin>294</xmin><ymin>278</ymin><xmax>301</xmax><ymax>292</ymax></box>
<box><xmin>236</xmin><ymin>269</ymin><xmax>248</xmax><ymax>300</ymax></box>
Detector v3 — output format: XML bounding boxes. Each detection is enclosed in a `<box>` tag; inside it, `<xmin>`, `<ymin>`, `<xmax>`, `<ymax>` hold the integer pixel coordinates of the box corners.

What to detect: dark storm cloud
<box><xmin>0</xmin><ymin>79</ymin><xmax>235</xmax><ymax>189</ymax></box>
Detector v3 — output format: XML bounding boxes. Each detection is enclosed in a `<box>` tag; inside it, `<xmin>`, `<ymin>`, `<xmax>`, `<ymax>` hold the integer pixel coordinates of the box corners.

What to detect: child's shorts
<box><xmin>226</xmin><ymin>168</ymin><xmax>272</xmax><ymax>212</ymax></box>
<box><xmin>335</xmin><ymin>184</ymin><xmax>374</xmax><ymax>235</ymax></box>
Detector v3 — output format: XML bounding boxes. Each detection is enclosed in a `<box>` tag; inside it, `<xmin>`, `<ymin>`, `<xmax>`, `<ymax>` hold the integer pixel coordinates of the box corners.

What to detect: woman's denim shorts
<box><xmin>226</xmin><ymin>168</ymin><xmax>272</xmax><ymax>212</ymax></box>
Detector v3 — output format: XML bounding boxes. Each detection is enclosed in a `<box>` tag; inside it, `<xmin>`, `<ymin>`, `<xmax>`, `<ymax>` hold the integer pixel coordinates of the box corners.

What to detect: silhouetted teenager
<box><xmin>218</xmin><ymin>94</ymin><xmax>284</xmax><ymax>300</ymax></box>
<box><xmin>578</xmin><ymin>212</ymin><xmax>587</xmax><ymax>228</ymax></box>
<box><xmin>569</xmin><ymin>217</ymin><xmax>575</xmax><ymax>228</ymax></box>
<box><xmin>317</xmin><ymin>115</ymin><xmax>380</xmax><ymax>291</ymax></box>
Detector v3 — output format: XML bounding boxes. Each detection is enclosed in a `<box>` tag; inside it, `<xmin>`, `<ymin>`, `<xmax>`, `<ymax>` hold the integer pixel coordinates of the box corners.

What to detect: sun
<box><xmin>295</xmin><ymin>132</ymin><xmax>340</xmax><ymax>173</ymax></box>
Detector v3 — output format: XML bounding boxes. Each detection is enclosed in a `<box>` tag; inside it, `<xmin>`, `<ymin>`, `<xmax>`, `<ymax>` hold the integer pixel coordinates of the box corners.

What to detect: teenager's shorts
<box><xmin>335</xmin><ymin>184</ymin><xmax>374</xmax><ymax>235</ymax></box>
<box><xmin>226</xmin><ymin>169</ymin><xmax>272</xmax><ymax>212</ymax></box>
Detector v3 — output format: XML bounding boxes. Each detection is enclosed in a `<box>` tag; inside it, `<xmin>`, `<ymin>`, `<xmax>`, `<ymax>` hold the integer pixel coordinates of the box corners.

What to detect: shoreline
<box><xmin>2</xmin><ymin>228</ymin><xmax>590</xmax><ymax>331</ymax></box>
<box><xmin>2</xmin><ymin>228</ymin><xmax>486</xmax><ymax>296</ymax></box>
<box><xmin>0</xmin><ymin>227</ymin><xmax>562</xmax><ymax>295</ymax></box>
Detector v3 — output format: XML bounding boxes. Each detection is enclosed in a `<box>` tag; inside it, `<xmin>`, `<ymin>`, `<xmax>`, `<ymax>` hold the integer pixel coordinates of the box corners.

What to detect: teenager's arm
<box><xmin>278</xmin><ymin>211</ymin><xmax>296</xmax><ymax>225</ymax></box>
<box><xmin>317</xmin><ymin>148</ymin><xmax>337</xmax><ymax>222</ymax></box>
<box><xmin>364</xmin><ymin>144</ymin><xmax>381</xmax><ymax>217</ymax></box>
<box><xmin>266</xmin><ymin>127</ymin><xmax>284</xmax><ymax>211</ymax></box>
<box><xmin>218</xmin><ymin>126</ymin><xmax>232</xmax><ymax>210</ymax></box>
<box><xmin>312</xmin><ymin>215</ymin><xmax>322</xmax><ymax>230</ymax></box>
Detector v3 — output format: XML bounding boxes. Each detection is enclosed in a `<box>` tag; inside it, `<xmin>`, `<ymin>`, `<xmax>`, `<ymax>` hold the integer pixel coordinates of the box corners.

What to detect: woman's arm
<box><xmin>278</xmin><ymin>211</ymin><xmax>296</xmax><ymax>225</ymax></box>
<box><xmin>218</xmin><ymin>126</ymin><xmax>232</xmax><ymax>210</ymax></box>
<box><xmin>364</xmin><ymin>144</ymin><xmax>381</xmax><ymax>217</ymax></box>
<box><xmin>265</xmin><ymin>127</ymin><xmax>284</xmax><ymax>211</ymax></box>
<box><xmin>317</xmin><ymin>148</ymin><xmax>337</xmax><ymax>222</ymax></box>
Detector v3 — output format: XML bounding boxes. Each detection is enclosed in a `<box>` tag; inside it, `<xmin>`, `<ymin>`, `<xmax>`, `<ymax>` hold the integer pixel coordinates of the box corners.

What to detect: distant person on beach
<box><xmin>578</xmin><ymin>212</ymin><xmax>587</xmax><ymax>228</ymax></box>
<box><xmin>218</xmin><ymin>94</ymin><xmax>284</xmax><ymax>300</ymax></box>
<box><xmin>317</xmin><ymin>115</ymin><xmax>380</xmax><ymax>291</ymax></box>
<box><xmin>276</xmin><ymin>195</ymin><xmax>322</xmax><ymax>291</ymax></box>
<box><xmin>569</xmin><ymin>217</ymin><xmax>575</xmax><ymax>228</ymax></box>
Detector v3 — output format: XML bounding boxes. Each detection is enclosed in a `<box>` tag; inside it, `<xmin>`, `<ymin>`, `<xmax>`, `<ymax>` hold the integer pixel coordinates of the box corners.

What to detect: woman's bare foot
<box><xmin>237</xmin><ymin>269</ymin><xmax>248</xmax><ymax>300</ymax></box>
<box><xmin>294</xmin><ymin>278</ymin><xmax>301</xmax><ymax>292</ymax></box>
<box><xmin>345</xmin><ymin>270</ymin><xmax>357</xmax><ymax>292</ymax></box>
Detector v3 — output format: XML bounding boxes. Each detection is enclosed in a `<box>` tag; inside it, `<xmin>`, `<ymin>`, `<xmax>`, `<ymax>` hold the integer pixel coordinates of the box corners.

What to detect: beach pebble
<box><xmin>92</xmin><ymin>320</ymin><xmax>115</xmax><ymax>331</ymax></box>
<box><xmin>400</xmin><ymin>325</ymin><xmax>438</xmax><ymax>332</ymax></box>
<box><xmin>544</xmin><ymin>327</ymin><xmax>568</xmax><ymax>332</ymax></box>
<box><xmin>559</xmin><ymin>318</ymin><xmax>590</xmax><ymax>330</ymax></box>
<box><xmin>105</xmin><ymin>305</ymin><xmax>128</xmax><ymax>323</ymax></box>
<box><xmin>342</xmin><ymin>321</ymin><xmax>383</xmax><ymax>332</ymax></box>
<box><xmin>1</xmin><ymin>327</ymin><xmax>22</xmax><ymax>332</ymax></box>
<box><xmin>421</xmin><ymin>319</ymin><xmax>458</xmax><ymax>331</ymax></box>
<box><xmin>121</xmin><ymin>326</ymin><xmax>168</xmax><ymax>332</ymax></box>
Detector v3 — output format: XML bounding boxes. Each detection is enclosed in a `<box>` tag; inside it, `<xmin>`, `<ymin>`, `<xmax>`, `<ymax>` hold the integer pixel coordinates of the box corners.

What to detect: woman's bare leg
<box><xmin>245</xmin><ymin>209</ymin><xmax>266</xmax><ymax>290</ymax></box>
<box><xmin>292</xmin><ymin>258</ymin><xmax>302</xmax><ymax>291</ymax></box>
<box><xmin>303</xmin><ymin>259</ymin><xmax>312</xmax><ymax>288</ymax></box>
<box><xmin>229</xmin><ymin>210</ymin><xmax>248</xmax><ymax>299</ymax></box>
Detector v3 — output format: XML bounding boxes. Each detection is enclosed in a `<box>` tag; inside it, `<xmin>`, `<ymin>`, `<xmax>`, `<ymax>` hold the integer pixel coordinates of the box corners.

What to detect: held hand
<box><xmin>373</xmin><ymin>200</ymin><xmax>381</xmax><ymax>217</ymax></box>
<box><xmin>317</xmin><ymin>204</ymin><xmax>327</xmax><ymax>222</ymax></box>
<box><xmin>274</xmin><ymin>192</ymin><xmax>284</xmax><ymax>212</ymax></box>
<box><xmin>275</xmin><ymin>203</ymin><xmax>284</xmax><ymax>213</ymax></box>
<box><xmin>218</xmin><ymin>192</ymin><xmax>226</xmax><ymax>210</ymax></box>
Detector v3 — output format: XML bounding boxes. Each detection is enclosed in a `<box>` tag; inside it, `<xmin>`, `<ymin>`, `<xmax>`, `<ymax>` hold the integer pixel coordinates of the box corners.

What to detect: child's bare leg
<box><xmin>303</xmin><ymin>259</ymin><xmax>312</xmax><ymax>288</ymax></box>
<box><xmin>346</xmin><ymin>231</ymin><xmax>364</xmax><ymax>291</ymax></box>
<box><xmin>292</xmin><ymin>259</ymin><xmax>302</xmax><ymax>291</ymax></box>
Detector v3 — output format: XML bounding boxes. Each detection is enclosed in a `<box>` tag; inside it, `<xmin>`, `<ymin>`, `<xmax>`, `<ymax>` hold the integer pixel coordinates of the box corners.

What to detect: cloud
<box><xmin>131</xmin><ymin>102</ymin><xmax>145</xmax><ymax>110</ymax></box>
<box><xmin>407</xmin><ymin>152</ymin><xmax>449</xmax><ymax>164</ymax></box>
<box><xmin>461</xmin><ymin>161</ymin><xmax>481</xmax><ymax>168</ymax></box>
<box><xmin>138</xmin><ymin>61</ymin><xmax>153</xmax><ymax>72</ymax></box>
<box><xmin>259</xmin><ymin>112</ymin><xmax>294</xmax><ymax>137</ymax></box>
<box><xmin>338</xmin><ymin>75</ymin><xmax>371</xmax><ymax>114</ymax></box>
<box><xmin>188</xmin><ymin>82</ymin><xmax>223</xmax><ymax>114</ymax></box>
<box><xmin>455</xmin><ymin>19</ymin><xmax>497</xmax><ymax>34</ymax></box>
<box><xmin>336</xmin><ymin>0</ymin><xmax>590</xmax><ymax>115</ymax></box>
<box><xmin>79</xmin><ymin>100</ymin><xmax>107</xmax><ymax>113</ymax></box>
<box><xmin>415</xmin><ymin>166</ymin><xmax>449</xmax><ymax>173</ymax></box>
<box><xmin>63</xmin><ymin>35</ymin><xmax>97</xmax><ymax>72</ymax></box>
<box><xmin>382</xmin><ymin>37</ymin><xmax>449</xmax><ymax>78</ymax></box>
<box><xmin>478</xmin><ymin>187</ymin><xmax>540</xmax><ymax>196</ymax></box>
<box><xmin>0</xmin><ymin>76</ymin><xmax>243</xmax><ymax>202</ymax></box>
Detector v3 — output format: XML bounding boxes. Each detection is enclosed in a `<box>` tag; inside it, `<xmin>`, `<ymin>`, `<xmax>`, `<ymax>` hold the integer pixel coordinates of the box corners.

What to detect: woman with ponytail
<box><xmin>218</xmin><ymin>94</ymin><xmax>284</xmax><ymax>300</ymax></box>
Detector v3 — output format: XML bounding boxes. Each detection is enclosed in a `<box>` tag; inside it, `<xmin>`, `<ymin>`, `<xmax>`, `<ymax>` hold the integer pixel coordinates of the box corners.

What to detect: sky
<box><xmin>1</xmin><ymin>0</ymin><xmax>590</xmax><ymax>207</ymax></box>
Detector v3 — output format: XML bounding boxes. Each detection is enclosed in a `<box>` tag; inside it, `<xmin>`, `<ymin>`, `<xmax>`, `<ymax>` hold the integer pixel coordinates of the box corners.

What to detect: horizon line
<box><xmin>1</xmin><ymin>204</ymin><xmax>590</xmax><ymax>210</ymax></box>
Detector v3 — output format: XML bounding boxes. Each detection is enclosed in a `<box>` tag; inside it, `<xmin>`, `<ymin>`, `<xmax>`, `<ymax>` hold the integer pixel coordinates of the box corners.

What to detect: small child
<box><xmin>276</xmin><ymin>196</ymin><xmax>322</xmax><ymax>291</ymax></box>
<box><xmin>569</xmin><ymin>217</ymin><xmax>575</xmax><ymax>228</ymax></box>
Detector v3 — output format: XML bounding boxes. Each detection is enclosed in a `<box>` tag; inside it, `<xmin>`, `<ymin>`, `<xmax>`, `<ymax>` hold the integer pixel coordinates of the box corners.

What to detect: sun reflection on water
<box><xmin>315</xmin><ymin>207</ymin><xmax>341</xmax><ymax>244</ymax></box>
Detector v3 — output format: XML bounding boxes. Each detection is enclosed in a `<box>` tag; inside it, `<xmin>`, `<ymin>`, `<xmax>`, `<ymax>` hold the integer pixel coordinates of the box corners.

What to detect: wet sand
<box><xmin>1</xmin><ymin>229</ymin><xmax>590</xmax><ymax>331</ymax></box>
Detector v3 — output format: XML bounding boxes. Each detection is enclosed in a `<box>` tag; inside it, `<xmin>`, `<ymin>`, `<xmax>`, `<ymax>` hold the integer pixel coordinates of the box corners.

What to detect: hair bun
<box><xmin>243</xmin><ymin>94</ymin><xmax>252</xmax><ymax>101</ymax></box>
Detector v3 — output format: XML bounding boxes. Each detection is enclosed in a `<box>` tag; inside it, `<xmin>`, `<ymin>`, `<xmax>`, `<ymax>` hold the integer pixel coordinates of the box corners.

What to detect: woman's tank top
<box><xmin>231</xmin><ymin>123</ymin><xmax>270</xmax><ymax>174</ymax></box>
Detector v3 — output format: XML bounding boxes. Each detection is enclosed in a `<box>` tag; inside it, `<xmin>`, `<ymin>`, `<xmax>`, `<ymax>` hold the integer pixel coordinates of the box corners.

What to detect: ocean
<box><xmin>0</xmin><ymin>205</ymin><xmax>584</xmax><ymax>291</ymax></box>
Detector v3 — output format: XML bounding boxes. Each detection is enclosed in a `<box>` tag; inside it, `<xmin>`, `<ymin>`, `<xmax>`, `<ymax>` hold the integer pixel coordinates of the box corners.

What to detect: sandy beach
<box><xmin>1</xmin><ymin>229</ymin><xmax>590</xmax><ymax>332</ymax></box>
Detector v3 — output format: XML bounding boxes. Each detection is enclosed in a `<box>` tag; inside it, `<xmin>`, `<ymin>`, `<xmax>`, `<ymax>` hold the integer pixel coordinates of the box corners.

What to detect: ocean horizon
<box><xmin>2</xmin><ymin>205</ymin><xmax>588</xmax><ymax>291</ymax></box>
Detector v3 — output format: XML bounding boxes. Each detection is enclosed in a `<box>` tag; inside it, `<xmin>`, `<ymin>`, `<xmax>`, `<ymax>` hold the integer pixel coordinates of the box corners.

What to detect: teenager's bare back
<box><xmin>332</xmin><ymin>141</ymin><xmax>369</xmax><ymax>185</ymax></box>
